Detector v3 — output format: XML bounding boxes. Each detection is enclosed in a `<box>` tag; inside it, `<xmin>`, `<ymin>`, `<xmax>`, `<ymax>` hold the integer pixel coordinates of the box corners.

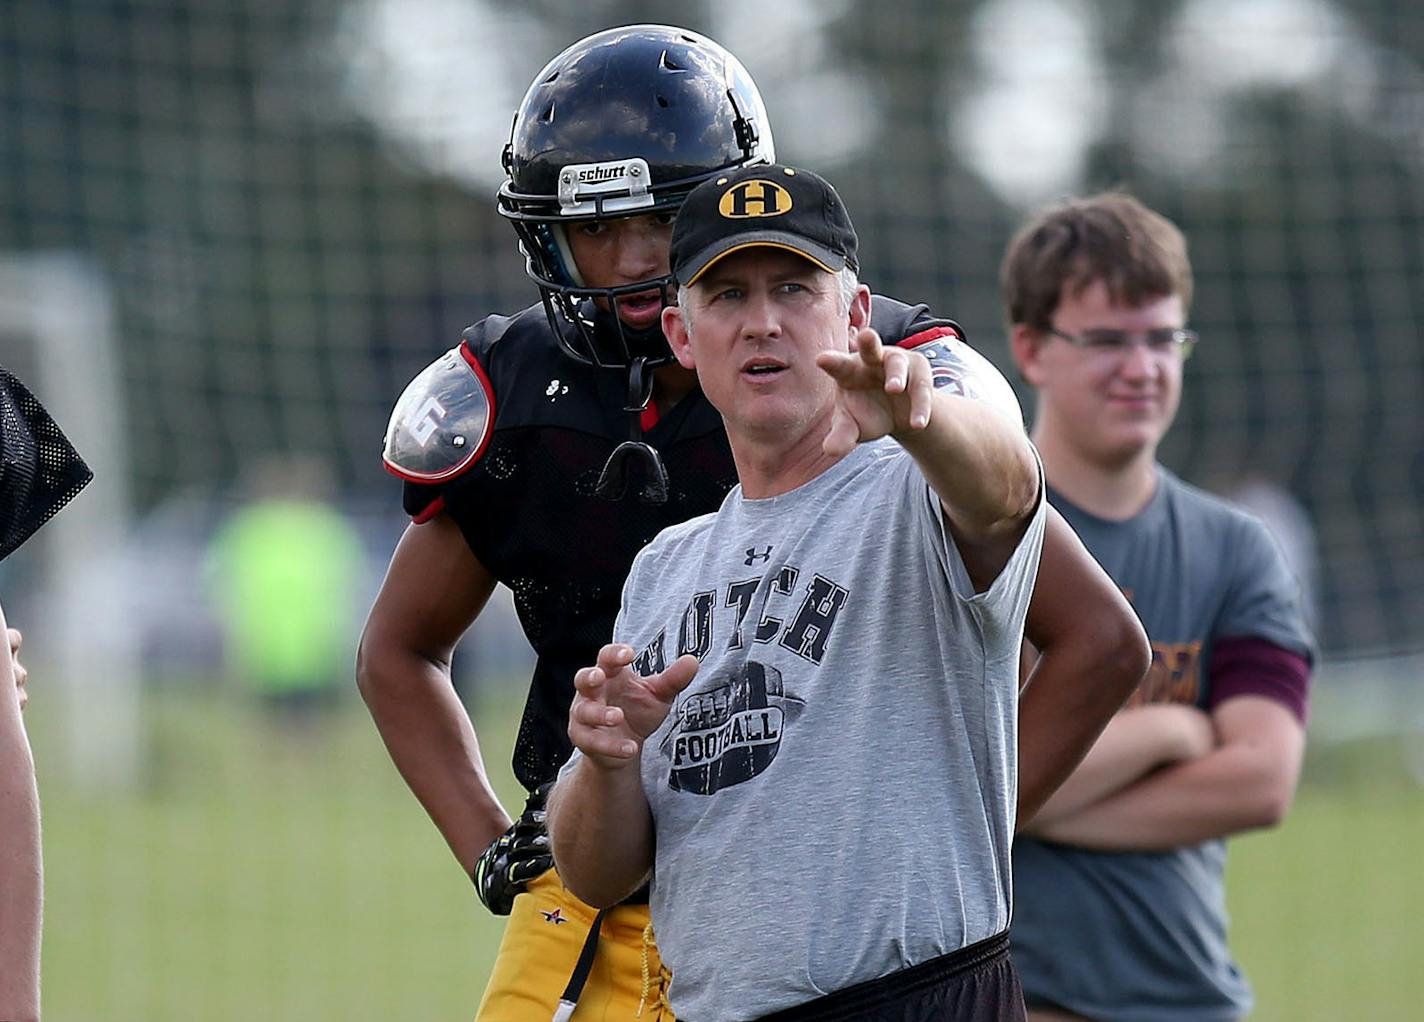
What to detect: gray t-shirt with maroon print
<box><xmin>1013</xmin><ymin>467</ymin><xmax>1314</xmax><ymax>1022</ymax></box>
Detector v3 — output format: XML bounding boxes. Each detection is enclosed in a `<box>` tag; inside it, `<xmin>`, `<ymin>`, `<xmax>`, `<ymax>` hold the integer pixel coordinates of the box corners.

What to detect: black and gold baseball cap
<box><xmin>670</xmin><ymin>164</ymin><xmax>859</xmax><ymax>287</ymax></box>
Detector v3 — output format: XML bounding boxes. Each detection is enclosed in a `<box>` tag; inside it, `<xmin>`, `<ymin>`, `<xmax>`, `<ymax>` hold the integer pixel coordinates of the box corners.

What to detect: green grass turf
<box><xmin>23</xmin><ymin>684</ymin><xmax>1424</xmax><ymax>1020</ymax></box>
<box><xmin>1226</xmin><ymin>739</ymin><xmax>1424</xmax><ymax>1021</ymax></box>
<box><xmin>30</xmin><ymin>684</ymin><xmax>525</xmax><ymax>1021</ymax></box>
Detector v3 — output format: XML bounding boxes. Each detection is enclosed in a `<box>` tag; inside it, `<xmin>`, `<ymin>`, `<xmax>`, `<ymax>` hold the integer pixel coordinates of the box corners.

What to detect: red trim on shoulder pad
<box><xmin>461</xmin><ymin>343</ymin><xmax>497</xmax><ymax>471</ymax></box>
<box><xmin>1208</xmin><ymin>636</ymin><xmax>1312</xmax><ymax>725</ymax></box>
<box><xmin>381</xmin><ymin>340</ymin><xmax>498</xmax><ymax>485</ymax></box>
<box><xmin>640</xmin><ymin>403</ymin><xmax>660</xmax><ymax>432</ymax></box>
<box><xmin>458</xmin><ymin>339</ymin><xmax>485</xmax><ymax>375</ymax></box>
<box><xmin>895</xmin><ymin>325</ymin><xmax>963</xmax><ymax>349</ymax></box>
<box><xmin>411</xmin><ymin>494</ymin><xmax>446</xmax><ymax>525</ymax></box>
<box><xmin>459</xmin><ymin>341</ymin><xmax>497</xmax><ymax>419</ymax></box>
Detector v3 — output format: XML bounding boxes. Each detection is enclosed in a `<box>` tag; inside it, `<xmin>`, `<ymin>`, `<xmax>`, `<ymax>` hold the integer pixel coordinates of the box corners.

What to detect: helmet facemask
<box><xmin>506</xmin><ymin>208</ymin><xmax>682</xmax><ymax>373</ymax></box>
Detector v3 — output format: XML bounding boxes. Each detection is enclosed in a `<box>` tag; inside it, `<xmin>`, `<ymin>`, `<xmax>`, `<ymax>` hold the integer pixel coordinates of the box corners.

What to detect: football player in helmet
<box><xmin>496</xmin><ymin>22</ymin><xmax>779</xmax><ymax>504</ymax></box>
<box><xmin>359</xmin><ymin>24</ymin><xmax>1146</xmax><ymax>1021</ymax></box>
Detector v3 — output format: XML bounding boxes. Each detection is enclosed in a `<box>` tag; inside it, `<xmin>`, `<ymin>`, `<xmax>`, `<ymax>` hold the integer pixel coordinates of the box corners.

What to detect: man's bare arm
<box><xmin>1017</xmin><ymin>507</ymin><xmax>1152</xmax><ymax>826</ymax></box>
<box><xmin>548</xmin><ymin>645</ymin><xmax>699</xmax><ymax>908</ymax></box>
<box><xmin>357</xmin><ymin>514</ymin><xmax>508</xmax><ymax>871</ymax></box>
<box><xmin>819</xmin><ymin>327</ymin><xmax>1041</xmax><ymax>589</ymax></box>
<box><xmin>1023</xmin><ymin>703</ymin><xmax>1212</xmax><ymax>829</ymax></box>
<box><xmin>1029</xmin><ymin>696</ymin><xmax>1305</xmax><ymax>850</ymax></box>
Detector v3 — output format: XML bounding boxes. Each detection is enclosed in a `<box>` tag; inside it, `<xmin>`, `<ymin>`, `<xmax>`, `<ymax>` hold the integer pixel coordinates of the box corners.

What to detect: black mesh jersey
<box><xmin>403</xmin><ymin>297</ymin><xmax>961</xmax><ymax>791</ymax></box>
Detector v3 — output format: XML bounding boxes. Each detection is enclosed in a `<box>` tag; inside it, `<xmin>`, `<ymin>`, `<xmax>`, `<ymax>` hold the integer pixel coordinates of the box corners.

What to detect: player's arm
<box><xmin>1030</xmin><ymin>693</ymin><xmax>1306</xmax><ymax>850</ymax></box>
<box><xmin>1017</xmin><ymin>507</ymin><xmax>1152</xmax><ymax>826</ymax></box>
<box><xmin>356</xmin><ymin>513</ymin><xmax>510</xmax><ymax>870</ymax></box>
<box><xmin>548</xmin><ymin>644</ymin><xmax>699</xmax><ymax>908</ymax></box>
<box><xmin>0</xmin><ymin>601</ymin><xmax>41</xmax><ymax>1022</ymax></box>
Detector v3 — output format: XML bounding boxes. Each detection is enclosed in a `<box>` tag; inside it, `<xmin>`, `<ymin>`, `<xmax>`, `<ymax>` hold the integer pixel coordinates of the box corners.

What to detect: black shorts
<box><xmin>755</xmin><ymin>931</ymin><xmax>1025</xmax><ymax>1022</ymax></box>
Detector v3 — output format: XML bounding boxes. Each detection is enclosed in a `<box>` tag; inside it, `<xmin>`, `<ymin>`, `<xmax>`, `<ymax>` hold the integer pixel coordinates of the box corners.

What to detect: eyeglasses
<box><xmin>1045</xmin><ymin>326</ymin><xmax>1198</xmax><ymax>360</ymax></box>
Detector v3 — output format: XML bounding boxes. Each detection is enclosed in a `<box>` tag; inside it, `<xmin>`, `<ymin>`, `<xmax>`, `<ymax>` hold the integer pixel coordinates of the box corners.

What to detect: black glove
<box><xmin>472</xmin><ymin>783</ymin><xmax>554</xmax><ymax>915</ymax></box>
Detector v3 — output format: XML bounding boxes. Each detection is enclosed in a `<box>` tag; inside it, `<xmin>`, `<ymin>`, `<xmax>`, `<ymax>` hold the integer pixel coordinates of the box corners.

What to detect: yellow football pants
<box><xmin>475</xmin><ymin>869</ymin><xmax>674</xmax><ymax>1021</ymax></box>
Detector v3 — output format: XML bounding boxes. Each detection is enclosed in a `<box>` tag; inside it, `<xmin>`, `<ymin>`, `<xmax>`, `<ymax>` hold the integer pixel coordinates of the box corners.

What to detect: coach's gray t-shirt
<box><xmin>1013</xmin><ymin>469</ymin><xmax>1314</xmax><ymax>1022</ymax></box>
<box><xmin>608</xmin><ymin>439</ymin><xmax>1044</xmax><ymax>1021</ymax></box>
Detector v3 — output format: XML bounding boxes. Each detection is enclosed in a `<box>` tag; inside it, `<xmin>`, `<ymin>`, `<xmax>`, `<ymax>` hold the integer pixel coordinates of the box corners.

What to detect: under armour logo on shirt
<box><xmin>744</xmin><ymin>546</ymin><xmax>772</xmax><ymax>566</ymax></box>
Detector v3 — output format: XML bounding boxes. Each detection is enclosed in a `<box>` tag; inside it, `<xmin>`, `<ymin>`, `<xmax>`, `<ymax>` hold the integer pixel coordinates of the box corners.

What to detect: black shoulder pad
<box><xmin>869</xmin><ymin>293</ymin><xmax>965</xmax><ymax>346</ymax></box>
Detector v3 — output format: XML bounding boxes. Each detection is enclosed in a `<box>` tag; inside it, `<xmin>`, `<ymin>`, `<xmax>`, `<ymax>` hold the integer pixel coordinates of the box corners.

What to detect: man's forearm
<box><xmin>0</xmin><ymin>775</ymin><xmax>40</xmax><ymax>1021</ymax></box>
<box><xmin>0</xmin><ymin>752</ymin><xmax>41</xmax><ymax>1021</ymax></box>
<box><xmin>1030</xmin><ymin>741</ymin><xmax>1296</xmax><ymax>850</ymax></box>
<box><xmin>898</xmin><ymin>394</ymin><xmax>1040</xmax><ymax>544</ymax></box>
<box><xmin>1032</xmin><ymin>696</ymin><xmax>1306</xmax><ymax>849</ymax></box>
<box><xmin>1017</xmin><ymin>619</ymin><xmax>1148</xmax><ymax>826</ymax></box>
<box><xmin>1023</xmin><ymin>704</ymin><xmax>1209</xmax><ymax>830</ymax></box>
<box><xmin>1017</xmin><ymin>511</ymin><xmax>1150</xmax><ymax>827</ymax></box>
<box><xmin>548</xmin><ymin>759</ymin><xmax>654</xmax><ymax>909</ymax></box>
<box><xmin>357</xmin><ymin>646</ymin><xmax>511</xmax><ymax>870</ymax></box>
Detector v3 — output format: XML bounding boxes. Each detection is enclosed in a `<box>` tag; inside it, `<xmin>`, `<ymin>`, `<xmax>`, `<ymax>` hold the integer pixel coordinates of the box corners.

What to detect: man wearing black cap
<box><xmin>364</xmin><ymin>24</ymin><xmax>1145</xmax><ymax>1020</ymax></box>
<box><xmin>546</xmin><ymin>166</ymin><xmax>1057</xmax><ymax>1021</ymax></box>
<box><xmin>0</xmin><ymin>365</ymin><xmax>92</xmax><ymax>1022</ymax></box>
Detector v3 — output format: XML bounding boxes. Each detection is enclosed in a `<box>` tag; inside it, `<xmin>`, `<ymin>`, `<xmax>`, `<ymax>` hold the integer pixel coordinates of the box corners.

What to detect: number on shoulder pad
<box><xmin>382</xmin><ymin>345</ymin><xmax>494</xmax><ymax>483</ymax></box>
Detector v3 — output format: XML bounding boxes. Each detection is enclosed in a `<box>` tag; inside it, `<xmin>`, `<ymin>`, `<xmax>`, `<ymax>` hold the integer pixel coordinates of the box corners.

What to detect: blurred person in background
<box><xmin>0</xmin><ymin>365</ymin><xmax>93</xmax><ymax>1022</ymax></box>
<box><xmin>1003</xmin><ymin>193</ymin><xmax>1315</xmax><ymax>1022</ymax></box>
<box><xmin>360</xmin><ymin>24</ymin><xmax>1143</xmax><ymax>1021</ymax></box>
<box><xmin>207</xmin><ymin>454</ymin><xmax>365</xmax><ymax>729</ymax></box>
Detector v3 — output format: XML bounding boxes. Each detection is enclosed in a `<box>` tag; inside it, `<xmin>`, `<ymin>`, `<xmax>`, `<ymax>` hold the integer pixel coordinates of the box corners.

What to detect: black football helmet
<box><xmin>498</xmin><ymin>24</ymin><xmax>775</xmax><ymax>373</ymax></box>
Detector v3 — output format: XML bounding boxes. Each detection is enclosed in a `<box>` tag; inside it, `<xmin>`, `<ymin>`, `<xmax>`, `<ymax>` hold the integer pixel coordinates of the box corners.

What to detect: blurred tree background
<box><xmin>1</xmin><ymin>1</ymin><xmax>1421</xmax><ymax>1018</ymax></box>
<box><xmin>4</xmin><ymin>0</ymin><xmax>1421</xmax><ymax>653</ymax></box>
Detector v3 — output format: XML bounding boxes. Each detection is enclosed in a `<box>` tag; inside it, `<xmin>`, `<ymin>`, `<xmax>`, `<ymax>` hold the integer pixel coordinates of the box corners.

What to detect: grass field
<box><xmin>23</xmin><ymin>682</ymin><xmax>1424</xmax><ymax>1021</ymax></box>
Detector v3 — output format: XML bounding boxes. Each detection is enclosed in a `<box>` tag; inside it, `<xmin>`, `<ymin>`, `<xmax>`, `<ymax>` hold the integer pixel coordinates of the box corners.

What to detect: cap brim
<box><xmin>678</xmin><ymin>232</ymin><xmax>846</xmax><ymax>286</ymax></box>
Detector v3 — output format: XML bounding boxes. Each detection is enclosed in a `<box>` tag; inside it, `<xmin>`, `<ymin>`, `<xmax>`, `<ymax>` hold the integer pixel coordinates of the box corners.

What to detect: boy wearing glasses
<box><xmin>1003</xmin><ymin>193</ymin><xmax>1315</xmax><ymax>1022</ymax></box>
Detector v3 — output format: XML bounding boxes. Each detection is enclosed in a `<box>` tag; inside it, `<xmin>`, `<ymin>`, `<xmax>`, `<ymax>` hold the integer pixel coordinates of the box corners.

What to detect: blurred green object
<box><xmin>23</xmin><ymin>685</ymin><xmax>1423</xmax><ymax>1021</ymax></box>
<box><xmin>208</xmin><ymin>495</ymin><xmax>365</xmax><ymax>702</ymax></box>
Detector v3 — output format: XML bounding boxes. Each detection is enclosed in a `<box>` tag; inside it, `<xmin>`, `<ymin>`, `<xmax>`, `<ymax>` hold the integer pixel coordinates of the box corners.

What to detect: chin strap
<box><xmin>595</xmin><ymin>356</ymin><xmax>669</xmax><ymax>504</ymax></box>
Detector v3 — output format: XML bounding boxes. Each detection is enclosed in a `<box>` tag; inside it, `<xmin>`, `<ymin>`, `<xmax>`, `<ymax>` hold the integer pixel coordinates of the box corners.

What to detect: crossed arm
<box><xmin>1023</xmin><ymin>694</ymin><xmax>1306</xmax><ymax>850</ymax></box>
